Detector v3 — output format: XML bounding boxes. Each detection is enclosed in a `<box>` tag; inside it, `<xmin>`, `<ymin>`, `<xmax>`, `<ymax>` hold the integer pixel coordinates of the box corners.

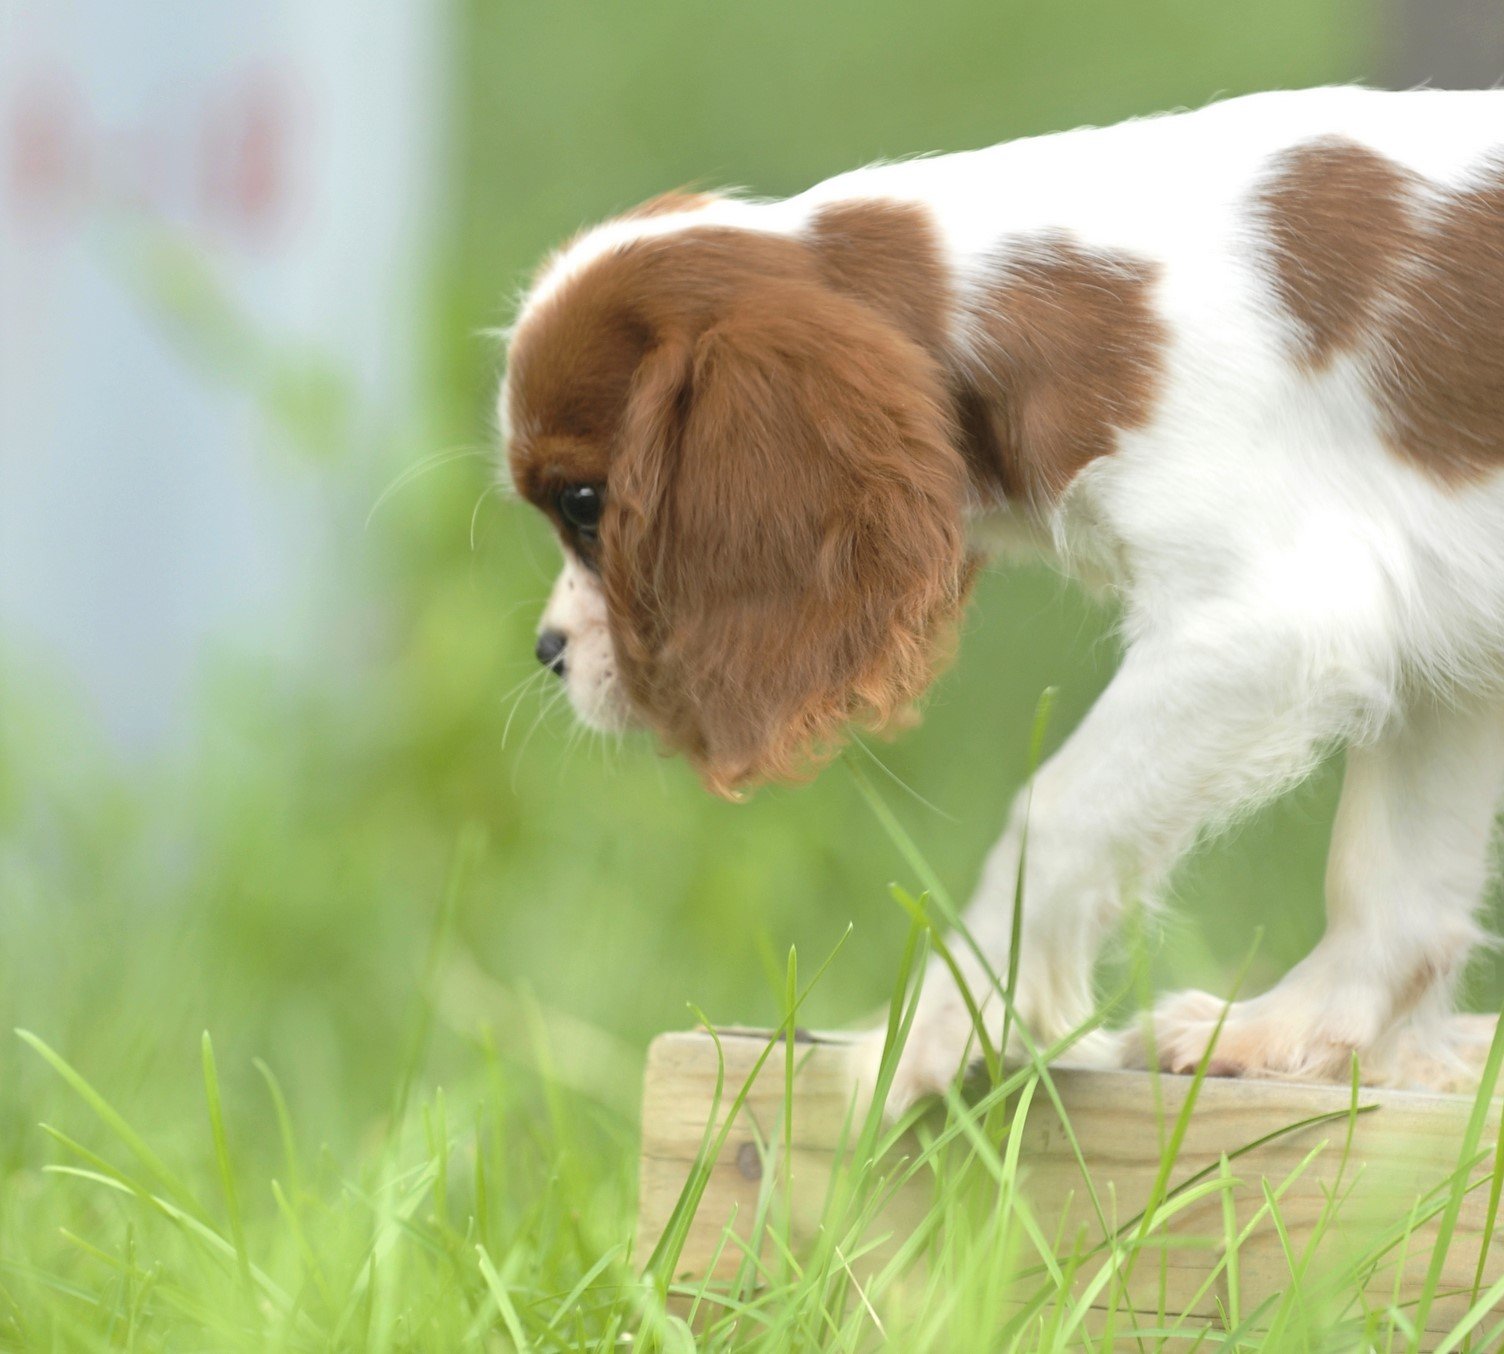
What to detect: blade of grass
<box><xmin>885</xmin><ymin>884</ymin><xmax>999</xmax><ymax>1082</ymax></box>
<box><xmin>391</xmin><ymin>823</ymin><xmax>486</xmax><ymax>1129</ymax></box>
<box><xmin>1468</xmin><ymin>1016</ymin><xmax>1504</xmax><ymax>1332</ymax></box>
<box><xmin>1095</xmin><ymin>942</ymin><xmax>1262</xmax><ymax>1349</ymax></box>
<box><xmin>477</xmin><ymin>1245</ymin><xmax>531</xmax><ymax>1353</ymax></box>
<box><xmin>251</xmin><ymin>1058</ymin><xmax>304</xmax><ymax>1202</ymax></box>
<box><xmin>1258</xmin><ymin>1176</ymin><xmax>1309</xmax><ymax>1346</ymax></box>
<box><xmin>270</xmin><ymin>1178</ymin><xmax>336</xmax><ymax>1313</ymax></box>
<box><xmin>18</xmin><ymin>1030</ymin><xmax>204</xmax><ymax>1218</ymax></box>
<box><xmin>783</xmin><ymin>945</ymin><xmax>798</xmax><ymax>1286</ymax></box>
<box><xmin>1000</xmin><ymin>688</ymin><xmax>1056</xmax><ymax>1076</ymax></box>
<box><xmin>1218</xmin><ymin>1153</ymin><xmax>1240</xmax><ymax>1331</ymax></box>
<box><xmin>849</xmin><ymin>763</ymin><xmax>1002</xmax><ymax>1080</ymax></box>
<box><xmin>200</xmin><ymin>1032</ymin><xmax>256</xmax><ymax>1315</ymax></box>
<box><xmin>1415</xmin><ymin>1001</ymin><xmax>1504</xmax><ymax>1337</ymax></box>
<box><xmin>643</xmin><ymin>926</ymin><xmax>852</xmax><ymax>1285</ymax></box>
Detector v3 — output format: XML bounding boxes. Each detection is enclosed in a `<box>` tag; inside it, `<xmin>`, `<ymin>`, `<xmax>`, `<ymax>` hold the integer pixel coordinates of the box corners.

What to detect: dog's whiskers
<box><xmin>365</xmin><ymin>445</ymin><xmax>489</xmax><ymax>530</ymax></box>
<box><xmin>470</xmin><ymin>481</ymin><xmax>503</xmax><ymax>551</ymax></box>
<box><xmin>494</xmin><ymin>596</ymin><xmax>550</xmax><ymax>626</ymax></box>
<box><xmin>517</xmin><ymin>683</ymin><xmax>570</xmax><ymax>759</ymax></box>
<box><xmin>500</xmin><ymin>668</ymin><xmax>552</xmax><ymax>750</ymax></box>
<box><xmin>509</xmin><ymin>684</ymin><xmax>572</xmax><ymax>792</ymax></box>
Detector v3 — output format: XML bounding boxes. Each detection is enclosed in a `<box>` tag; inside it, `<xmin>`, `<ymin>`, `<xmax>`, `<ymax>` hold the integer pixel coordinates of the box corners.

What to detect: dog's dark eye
<box><xmin>557</xmin><ymin>484</ymin><xmax>604</xmax><ymax>537</ymax></box>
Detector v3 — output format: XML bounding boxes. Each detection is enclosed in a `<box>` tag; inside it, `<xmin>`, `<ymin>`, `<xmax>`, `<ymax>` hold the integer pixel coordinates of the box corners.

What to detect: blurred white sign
<box><xmin>0</xmin><ymin>0</ymin><xmax>443</xmax><ymax>746</ymax></box>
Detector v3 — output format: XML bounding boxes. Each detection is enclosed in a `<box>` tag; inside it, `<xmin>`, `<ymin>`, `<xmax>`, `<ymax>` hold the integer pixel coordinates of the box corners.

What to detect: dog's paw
<box><xmin>1120</xmin><ymin>989</ymin><xmax>1234</xmax><ymax>1077</ymax></box>
<box><xmin>1379</xmin><ymin>1012</ymin><xmax>1500</xmax><ymax>1094</ymax></box>
<box><xmin>1125</xmin><ymin>993</ymin><xmax>1502</xmax><ymax>1093</ymax></box>
<box><xmin>851</xmin><ymin>1005</ymin><xmax>1125</xmax><ymax>1121</ymax></box>
<box><xmin>850</xmin><ymin>1004</ymin><xmax>982</xmax><ymax>1122</ymax></box>
<box><xmin>1125</xmin><ymin>988</ymin><xmax>1381</xmax><ymax>1083</ymax></box>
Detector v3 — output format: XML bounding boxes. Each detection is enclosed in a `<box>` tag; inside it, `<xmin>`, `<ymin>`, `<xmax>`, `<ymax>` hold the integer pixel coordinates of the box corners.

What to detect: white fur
<box><xmin>537</xmin><ymin>555</ymin><xmax>631</xmax><ymax>734</ymax></box>
<box><xmin>514</xmin><ymin>87</ymin><xmax>1504</xmax><ymax>1108</ymax></box>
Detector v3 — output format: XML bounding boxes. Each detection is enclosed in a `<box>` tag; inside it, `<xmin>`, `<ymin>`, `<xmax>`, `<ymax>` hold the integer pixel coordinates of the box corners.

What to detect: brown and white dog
<box><xmin>500</xmin><ymin>87</ymin><xmax>1504</xmax><ymax>1112</ymax></box>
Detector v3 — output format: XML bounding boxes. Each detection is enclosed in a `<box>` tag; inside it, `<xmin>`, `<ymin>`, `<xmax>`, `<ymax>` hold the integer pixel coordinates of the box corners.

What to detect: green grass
<box><xmin>6</xmin><ymin>773</ymin><xmax>1504</xmax><ymax>1349</ymax></box>
<box><xmin>6</xmin><ymin>0</ymin><xmax>1504</xmax><ymax>1347</ymax></box>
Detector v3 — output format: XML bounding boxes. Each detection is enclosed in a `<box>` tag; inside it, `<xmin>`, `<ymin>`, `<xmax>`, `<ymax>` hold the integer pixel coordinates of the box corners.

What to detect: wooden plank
<box><xmin>637</xmin><ymin>1027</ymin><xmax>1504</xmax><ymax>1346</ymax></box>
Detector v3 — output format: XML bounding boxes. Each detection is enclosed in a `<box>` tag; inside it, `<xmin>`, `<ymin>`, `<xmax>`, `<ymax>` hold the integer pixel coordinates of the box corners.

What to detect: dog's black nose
<box><xmin>535</xmin><ymin>629</ymin><xmax>567</xmax><ymax>676</ymax></box>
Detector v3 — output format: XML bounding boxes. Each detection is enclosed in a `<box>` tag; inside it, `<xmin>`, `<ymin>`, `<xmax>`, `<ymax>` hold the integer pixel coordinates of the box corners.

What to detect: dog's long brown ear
<box><xmin>604</xmin><ymin>282</ymin><xmax>971</xmax><ymax>796</ymax></box>
<box><xmin>605</xmin><ymin>334</ymin><xmax>696</xmax><ymax>677</ymax></box>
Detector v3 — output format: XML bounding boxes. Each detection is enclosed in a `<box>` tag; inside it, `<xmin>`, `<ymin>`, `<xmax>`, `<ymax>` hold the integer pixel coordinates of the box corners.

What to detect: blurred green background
<box><xmin>8</xmin><ymin>0</ymin><xmax>1496</xmax><ymax>1339</ymax></box>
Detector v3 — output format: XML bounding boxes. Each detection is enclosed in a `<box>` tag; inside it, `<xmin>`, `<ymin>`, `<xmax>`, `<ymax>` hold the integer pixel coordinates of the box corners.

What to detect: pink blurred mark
<box><xmin>6</xmin><ymin>69</ymin><xmax>88</xmax><ymax>232</ymax></box>
<box><xmin>5</xmin><ymin>61</ymin><xmax>308</xmax><ymax>251</ymax></box>
<box><xmin>201</xmin><ymin>67</ymin><xmax>305</xmax><ymax>247</ymax></box>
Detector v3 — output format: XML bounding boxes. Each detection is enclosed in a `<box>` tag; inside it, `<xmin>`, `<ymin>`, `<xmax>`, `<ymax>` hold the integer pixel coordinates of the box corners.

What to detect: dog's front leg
<box><xmin>865</xmin><ymin>619</ymin><xmax>1371</xmax><ymax>1115</ymax></box>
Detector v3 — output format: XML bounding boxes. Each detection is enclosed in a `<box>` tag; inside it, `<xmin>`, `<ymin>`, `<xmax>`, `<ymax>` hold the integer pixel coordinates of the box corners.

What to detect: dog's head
<box><xmin>501</xmin><ymin>201</ymin><xmax>973</xmax><ymax>796</ymax></box>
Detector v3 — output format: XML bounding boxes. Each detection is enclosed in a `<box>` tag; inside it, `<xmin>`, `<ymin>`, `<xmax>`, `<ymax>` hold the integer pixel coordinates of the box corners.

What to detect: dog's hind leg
<box><xmin>1146</xmin><ymin>694</ymin><xmax>1504</xmax><ymax>1088</ymax></box>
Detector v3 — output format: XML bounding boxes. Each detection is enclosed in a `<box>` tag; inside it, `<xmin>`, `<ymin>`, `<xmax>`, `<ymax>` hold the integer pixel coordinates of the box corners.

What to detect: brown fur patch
<box><xmin>506</xmin><ymin>221</ymin><xmax>972</xmax><ymax>794</ymax></box>
<box><xmin>1259</xmin><ymin>138</ymin><xmax>1504</xmax><ymax>482</ymax></box>
<box><xmin>505</xmin><ymin>260</ymin><xmax>646</xmax><ymax>547</ymax></box>
<box><xmin>808</xmin><ymin>199</ymin><xmax>952</xmax><ymax>353</ymax></box>
<box><xmin>621</xmin><ymin>190</ymin><xmax>718</xmax><ymax>219</ymax></box>
<box><xmin>959</xmin><ymin>235</ymin><xmax>1167</xmax><ymax>501</ymax></box>
<box><xmin>1256</xmin><ymin>138</ymin><xmax>1417</xmax><ymax>368</ymax></box>
<box><xmin>1384</xmin><ymin>163</ymin><xmax>1504</xmax><ymax>481</ymax></box>
<box><xmin>810</xmin><ymin>201</ymin><xmax>1020</xmax><ymax>503</ymax></box>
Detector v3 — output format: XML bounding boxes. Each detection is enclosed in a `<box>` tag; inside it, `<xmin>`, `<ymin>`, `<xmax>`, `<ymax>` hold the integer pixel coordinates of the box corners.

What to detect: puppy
<box><xmin>500</xmin><ymin>87</ymin><xmax>1504</xmax><ymax>1111</ymax></box>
